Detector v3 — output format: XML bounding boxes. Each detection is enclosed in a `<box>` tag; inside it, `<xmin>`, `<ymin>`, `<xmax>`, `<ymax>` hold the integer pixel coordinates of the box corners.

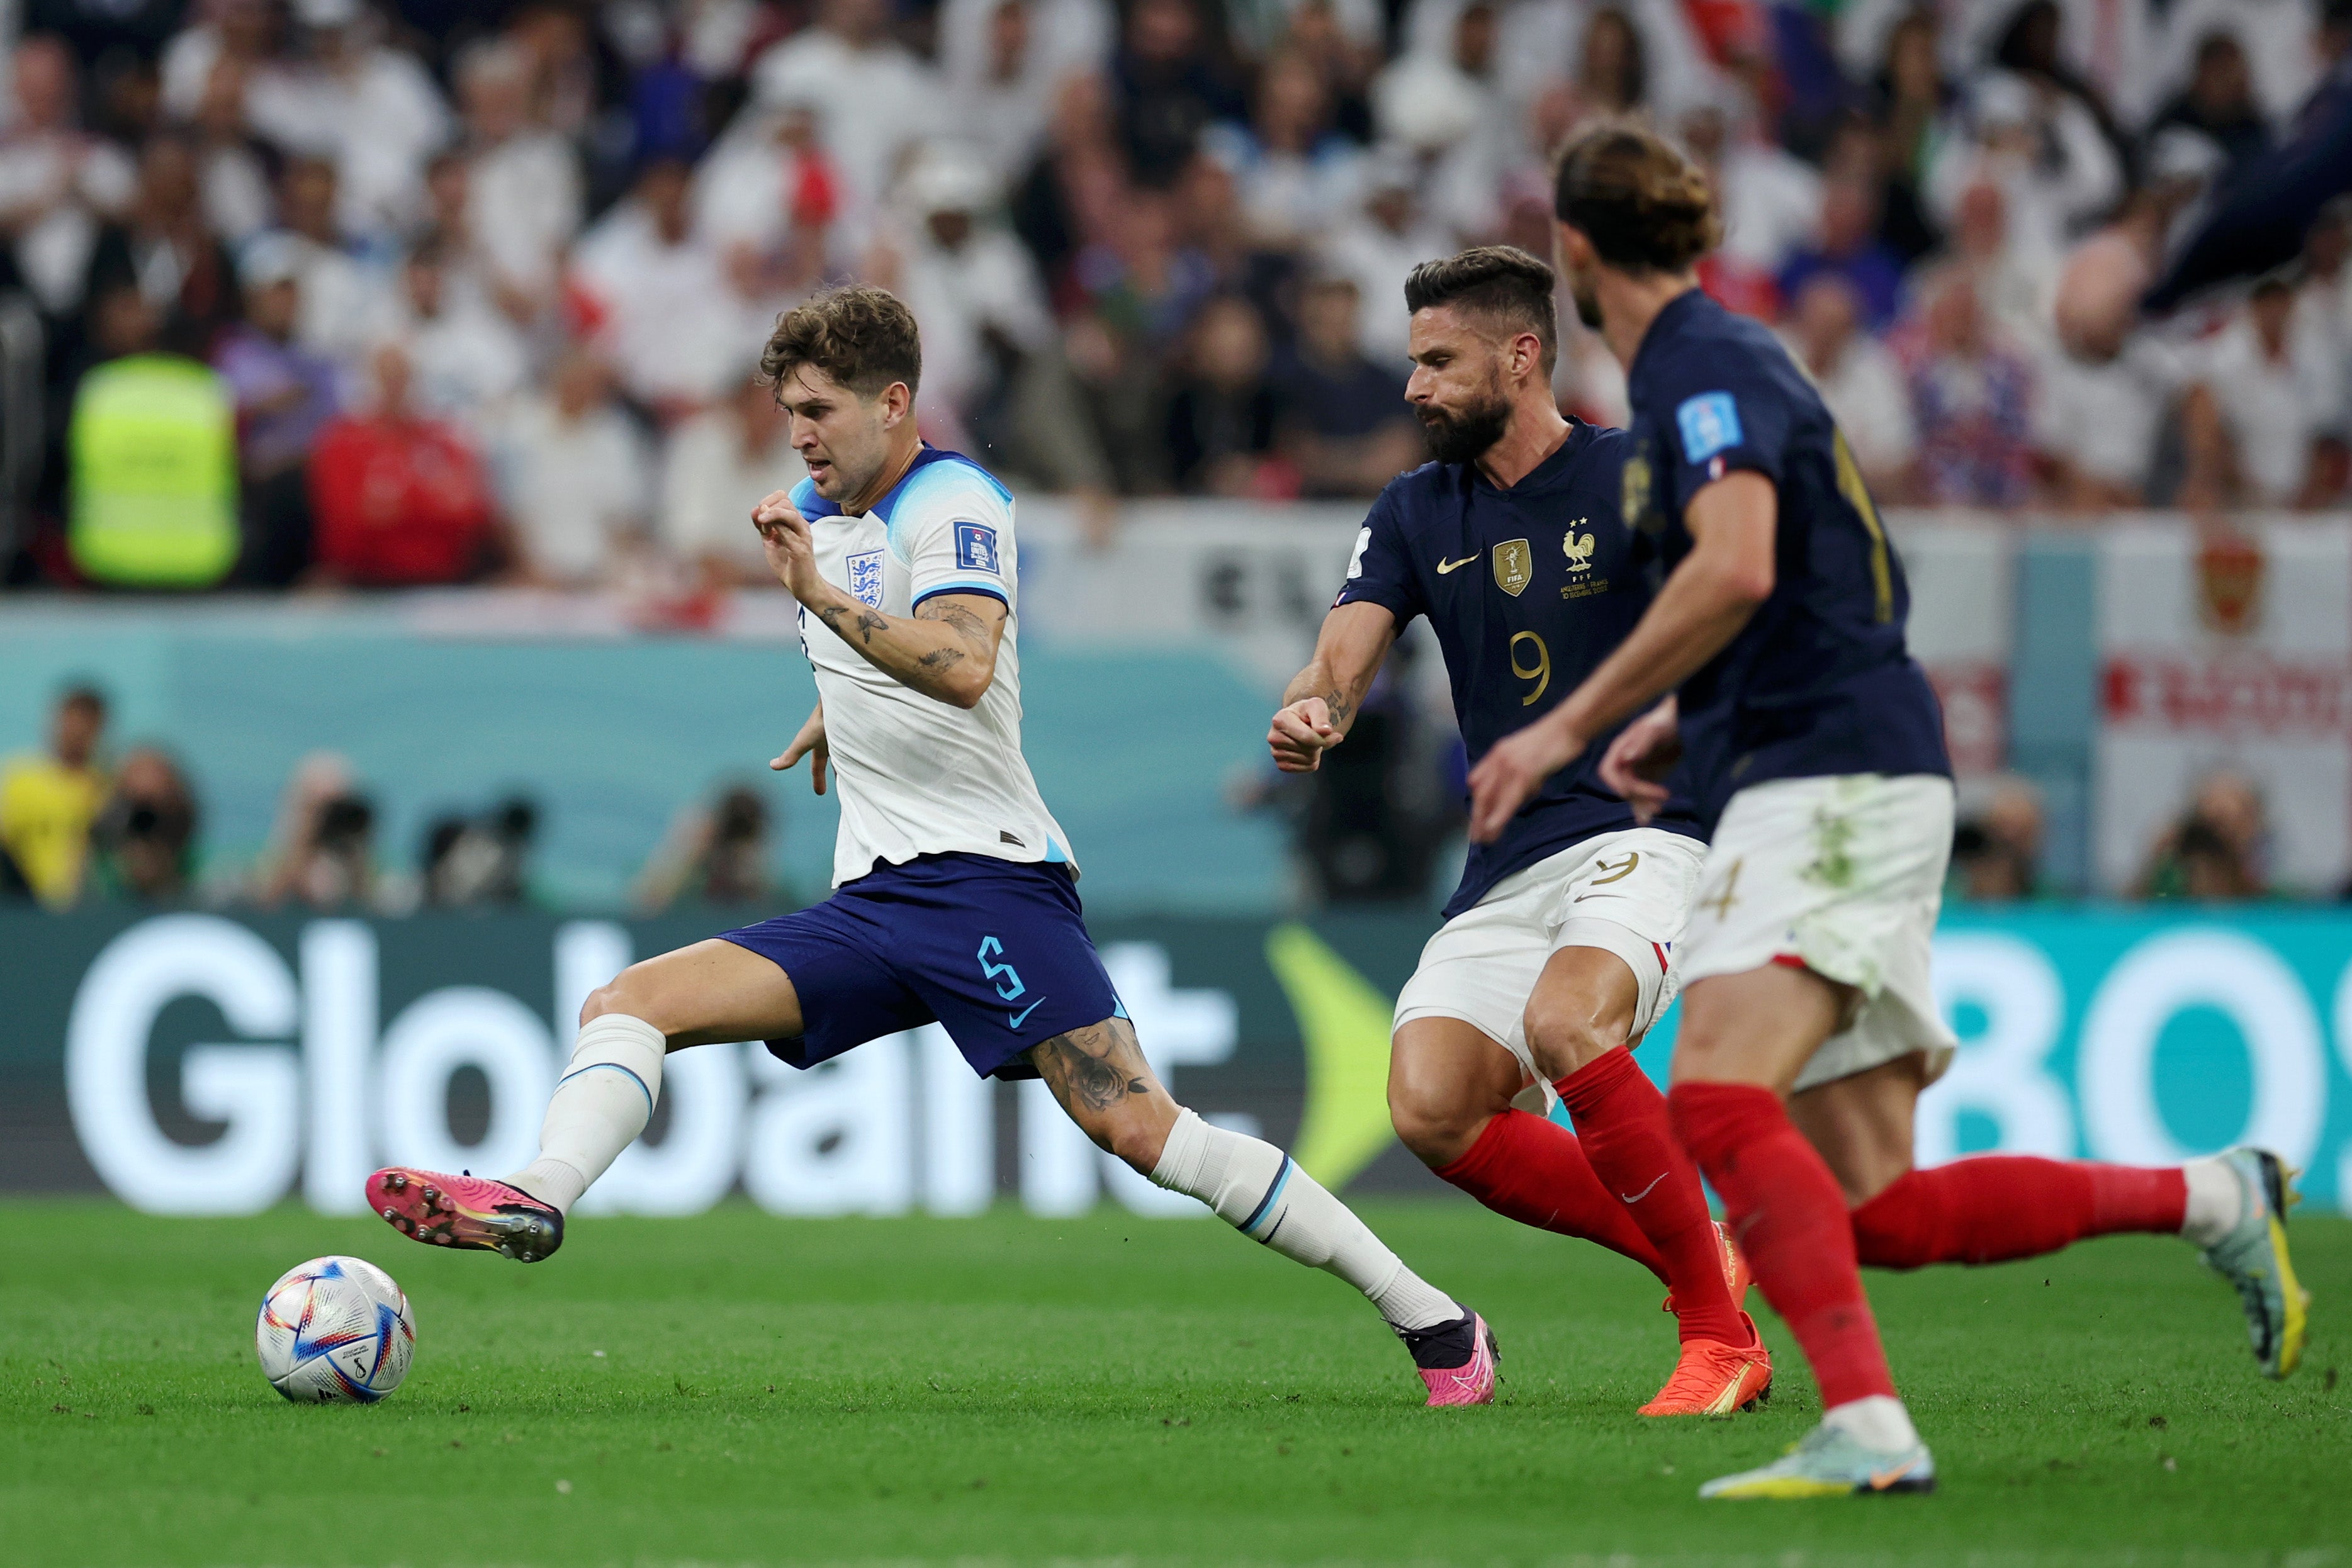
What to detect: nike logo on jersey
<box><xmin>1436</xmin><ymin>554</ymin><xmax>1479</xmax><ymax>574</ymax></box>
<box><xmin>1008</xmin><ymin>998</ymin><xmax>1046</xmax><ymax>1029</ymax></box>
<box><xmin>1619</xmin><ymin>1172</ymin><xmax>1668</xmax><ymax>1204</ymax></box>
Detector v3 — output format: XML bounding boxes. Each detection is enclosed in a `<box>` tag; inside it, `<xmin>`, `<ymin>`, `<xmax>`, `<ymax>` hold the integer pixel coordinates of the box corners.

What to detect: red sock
<box><xmin>1853</xmin><ymin>1156</ymin><xmax>2188</xmax><ymax>1269</ymax></box>
<box><xmin>1554</xmin><ymin>1048</ymin><xmax>1745</xmax><ymax>1345</ymax></box>
<box><xmin>1670</xmin><ymin>1081</ymin><xmax>1898</xmax><ymax>1410</ymax></box>
<box><xmin>1434</xmin><ymin>1109</ymin><xmax>1669</xmax><ymax>1282</ymax></box>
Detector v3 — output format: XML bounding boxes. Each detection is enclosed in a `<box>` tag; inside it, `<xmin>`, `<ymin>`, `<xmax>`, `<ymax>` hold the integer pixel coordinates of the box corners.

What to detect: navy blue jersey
<box><xmin>1334</xmin><ymin>420</ymin><xmax>1702</xmax><ymax>918</ymax></box>
<box><xmin>1621</xmin><ymin>289</ymin><xmax>1949</xmax><ymax>827</ymax></box>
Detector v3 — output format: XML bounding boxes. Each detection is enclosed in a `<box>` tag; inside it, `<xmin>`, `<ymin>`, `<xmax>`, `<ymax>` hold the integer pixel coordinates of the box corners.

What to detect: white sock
<box><xmin>507</xmin><ymin>1014</ymin><xmax>666</xmax><ymax>1214</ymax></box>
<box><xmin>1823</xmin><ymin>1394</ymin><xmax>1922</xmax><ymax>1452</ymax></box>
<box><xmin>2181</xmin><ymin>1155</ymin><xmax>2249</xmax><ymax>1248</ymax></box>
<box><xmin>1149</xmin><ymin>1108</ymin><xmax>1461</xmax><ymax>1331</ymax></box>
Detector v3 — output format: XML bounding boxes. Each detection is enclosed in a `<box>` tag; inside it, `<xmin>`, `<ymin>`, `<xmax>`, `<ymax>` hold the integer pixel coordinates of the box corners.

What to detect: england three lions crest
<box><xmin>847</xmin><ymin>549</ymin><xmax>886</xmax><ymax>608</ymax></box>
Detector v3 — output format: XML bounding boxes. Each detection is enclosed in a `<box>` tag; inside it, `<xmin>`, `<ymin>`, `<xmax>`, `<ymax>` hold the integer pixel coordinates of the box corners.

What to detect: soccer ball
<box><xmin>255</xmin><ymin>1256</ymin><xmax>417</xmax><ymax>1404</ymax></box>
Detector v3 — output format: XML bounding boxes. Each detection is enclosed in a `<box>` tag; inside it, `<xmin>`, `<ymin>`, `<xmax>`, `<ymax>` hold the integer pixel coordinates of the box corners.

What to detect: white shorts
<box><xmin>1393</xmin><ymin>827</ymin><xmax>1706</xmax><ymax>1106</ymax></box>
<box><xmin>1675</xmin><ymin>773</ymin><xmax>1958</xmax><ymax>1095</ymax></box>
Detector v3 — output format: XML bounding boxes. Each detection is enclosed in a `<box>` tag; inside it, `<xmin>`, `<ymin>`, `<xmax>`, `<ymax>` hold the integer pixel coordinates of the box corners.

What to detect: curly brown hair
<box><xmin>1552</xmin><ymin>122</ymin><xmax>1720</xmax><ymax>274</ymax></box>
<box><xmin>759</xmin><ymin>285</ymin><xmax>924</xmax><ymax>399</ymax></box>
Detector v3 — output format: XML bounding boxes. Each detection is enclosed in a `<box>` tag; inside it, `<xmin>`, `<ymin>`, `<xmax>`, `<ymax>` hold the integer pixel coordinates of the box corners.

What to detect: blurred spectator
<box><xmin>1318</xmin><ymin>148</ymin><xmax>1449</xmax><ymax>367</ymax></box>
<box><xmin>307</xmin><ymin>344</ymin><xmax>500</xmax><ymax>585</ymax></box>
<box><xmin>419</xmin><ymin>794</ymin><xmax>537</xmax><ymax>907</ymax></box>
<box><xmin>1777</xmin><ymin>176</ymin><xmax>1906</xmax><ymax>332</ymax></box>
<box><xmin>1864</xmin><ymin>9</ymin><xmax>1953</xmax><ymax>265</ymax></box>
<box><xmin>2149</xmin><ymin>0</ymin><xmax>2323</xmax><ymax>130</ymax></box>
<box><xmin>942</xmin><ymin>0</ymin><xmax>1114</xmax><ymax>184</ymax></box>
<box><xmin>264</xmin><ymin>0</ymin><xmax>451</xmax><ymax>242</ymax></box>
<box><xmin>1779</xmin><ymin>273</ymin><xmax>1915</xmax><ymax>495</ymax></box>
<box><xmin>85</xmin><ymin>132</ymin><xmax>242</xmax><ymax>360</ymax></box>
<box><xmin>1272</xmin><ymin>272</ymin><xmax>1419</xmax><ymax>497</ymax></box>
<box><xmin>1926</xmin><ymin>70</ymin><xmax>2120</xmax><ymax>303</ymax></box>
<box><xmin>889</xmin><ymin>148</ymin><xmax>1055</xmax><ymax>440</ymax></box>
<box><xmin>492</xmin><ymin>349</ymin><xmax>649</xmax><ymax>586</ymax></box>
<box><xmin>189</xmin><ymin>58</ymin><xmax>274</xmax><ymax>248</ymax></box>
<box><xmin>0</xmin><ymin>683</ymin><xmax>108</xmax><ymax>909</ymax></box>
<box><xmin>2139</xmin><ymin>771</ymin><xmax>2270</xmax><ymax>902</ymax></box>
<box><xmin>660</xmin><ymin>371</ymin><xmax>809</xmax><ymax>585</ymax></box>
<box><xmin>89</xmin><ymin>746</ymin><xmax>199</xmax><ymax>904</ymax></box>
<box><xmin>1367</xmin><ymin>2</ymin><xmax>1501</xmax><ymax>238</ymax></box>
<box><xmin>1949</xmin><ymin>773</ymin><xmax>2045</xmax><ymax>901</ymax></box>
<box><xmin>1202</xmin><ymin>48</ymin><xmax>1363</xmax><ymax>252</ymax></box>
<box><xmin>1166</xmin><ymin>292</ymin><xmax>1283</xmax><ymax>495</ymax></box>
<box><xmin>273</xmin><ymin>155</ymin><xmax>397</xmax><ymax>371</ymax></box>
<box><xmin>394</xmin><ymin>237</ymin><xmax>529</xmax><ymax>421</ymax></box>
<box><xmin>1681</xmin><ymin>94</ymin><xmax>1821</xmax><ymax>282</ymax></box>
<box><xmin>0</xmin><ymin>33</ymin><xmax>135</xmax><ymax>319</ymax></box>
<box><xmin>2149</xmin><ymin>30</ymin><xmax>2271</xmax><ymax>169</ymax></box>
<box><xmin>453</xmin><ymin>37</ymin><xmax>582</xmax><ymax>315</ymax></box>
<box><xmin>2182</xmin><ymin>274</ymin><xmax>2348</xmax><ymax>510</ymax></box>
<box><xmin>1891</xmin><ymin>264</ymin><xmax>2037</xmax><ymax>507</ymax></box>
<box><xmin>750</xmin><ymin>0</ymin><xmax>938</xmax><ymax>237</ymax></box>
<box><xmin>692</xmin><ymin>94</ymin><xmax>840</xmax><ymax>313</ymax></box>
<box><xmin>67</xmin><ymin>286</ymin><xmax>242</xmax><ymax>588</ymax></box>
<box><xmin>571</xmin><ymin>155</ymin><xmax>750</xmax><ymax>419</ymax></box>
<box><xmin>1947</xmin><ymin>176</ymin><xmax>2051</xmax><ymax>357</ymax></box>
<box><xmin>214</xmin><ymin>234</ymin><xmax>339</xmax><ymax>585</ymax></box>
<box><xmin>633</xmin><ymin>783</ymin><xmax>780</xmax><ymax>910</ymax></box>
<box><xmin>252</xmin><ymin>750</ymin><xmax>380</xmax><ymax>910</ymax></box>
<box><xmin>1112</xmin><ymin>0</ymin><xmax>1246</xmax><ymax>188</ymax></box>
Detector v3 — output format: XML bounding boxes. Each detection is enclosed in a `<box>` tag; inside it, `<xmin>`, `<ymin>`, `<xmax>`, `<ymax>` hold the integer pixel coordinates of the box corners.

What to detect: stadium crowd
<box><xmin>0</xmin><ymin>0</ymin><xmax>2348</xmax><ymax>592</ymax></box>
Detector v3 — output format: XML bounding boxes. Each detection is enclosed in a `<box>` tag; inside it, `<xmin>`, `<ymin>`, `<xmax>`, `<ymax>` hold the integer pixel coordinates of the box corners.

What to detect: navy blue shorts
<box><xmin>717</xmin><ymin>852</ymin><xmax>1123</xmax><ymax>1079</ymax></box>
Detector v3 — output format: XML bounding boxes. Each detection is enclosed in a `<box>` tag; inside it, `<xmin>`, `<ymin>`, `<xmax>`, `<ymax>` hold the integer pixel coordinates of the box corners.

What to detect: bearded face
<box><xmin>1417</xmin><ymin>364</ymin><xmax>1513</xmax><ymax>464</ymax></box>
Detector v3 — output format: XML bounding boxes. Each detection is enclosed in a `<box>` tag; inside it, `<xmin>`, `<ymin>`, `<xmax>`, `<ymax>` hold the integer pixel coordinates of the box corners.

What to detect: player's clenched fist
<box><xmin>751</xmin><ymin>490</ymin><xmax>826</xmax><ymax>603</ymax></box>
<box><xmin>1268</xmin><ymin>697</ymin><xmax>1344</xmax><ymax>772</ymax></box>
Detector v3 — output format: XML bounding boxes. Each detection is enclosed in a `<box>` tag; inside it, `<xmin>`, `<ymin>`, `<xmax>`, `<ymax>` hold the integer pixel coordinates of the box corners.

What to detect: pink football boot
<box><xmin>366</xmin><ymin>1168</ymin><xmax>563</xmax><ymax>1262</ymax></box>
<box><xmin>1402</xmin><ymin>1309</ymin><xmax>1499</xmax><ymax>1407</ymax></box>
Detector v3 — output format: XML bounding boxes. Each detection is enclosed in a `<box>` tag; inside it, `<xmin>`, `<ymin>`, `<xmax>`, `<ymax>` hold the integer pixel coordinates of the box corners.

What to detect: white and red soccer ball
<box><xmin>255</xmin><ymin>1256</ymin><xmax>416</xmax><ymax>1404</ymax></box>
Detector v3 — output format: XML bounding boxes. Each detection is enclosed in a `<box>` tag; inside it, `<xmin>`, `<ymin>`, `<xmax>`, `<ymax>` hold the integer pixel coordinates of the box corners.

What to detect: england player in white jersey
<box><xmin>366</xmin><ymin>286</ymin><xmax>1498</xmax><ymax>1406</ymax></box>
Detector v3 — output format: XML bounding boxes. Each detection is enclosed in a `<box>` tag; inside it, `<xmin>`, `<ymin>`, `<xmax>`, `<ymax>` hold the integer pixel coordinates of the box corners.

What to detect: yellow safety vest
<box><xmin>69</xmin><ymin>354</ymin><xmax>239</xmax><ymax>588</ymax></box>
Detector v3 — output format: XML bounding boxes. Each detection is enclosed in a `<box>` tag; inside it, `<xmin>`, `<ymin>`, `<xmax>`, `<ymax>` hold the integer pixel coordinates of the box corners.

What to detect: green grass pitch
<box><xmin>3</xmin><ymin>1197</ymin><xmax>2346</xmax><ymax>1567</ymax></box>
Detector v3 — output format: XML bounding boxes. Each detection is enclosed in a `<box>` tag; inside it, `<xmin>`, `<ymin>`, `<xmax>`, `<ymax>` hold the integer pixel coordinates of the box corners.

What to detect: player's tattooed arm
<box><xmin>810</xmin><ymin>589</ymin><xmax>1008</xmax><ymax>707</ymax></box>
<box><xmin>1269</xmin><ymin>600</ymin><xmax>1397</xmax><ymax>772</ymax></box>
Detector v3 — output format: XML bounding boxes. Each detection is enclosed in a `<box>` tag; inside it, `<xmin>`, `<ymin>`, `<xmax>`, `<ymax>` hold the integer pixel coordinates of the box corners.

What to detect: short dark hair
<box><xmin>760</xmin><ymin>285</ymin><xmax>923</xmax><ymax>400</ymax></box>
<box><xmin>1553</xmin><ymin>121</ymin><xmax>1720</xmax><ymax>274</ymax></box>
<box><xmin>1402</xmin><ymin>246</ymin><xmax>1558</xmax><ymax>375</ymax></box>
<box><xmin>58</xmin><ymin>683</ymin><xmax>107</xmax><ymax>717</ymax></box>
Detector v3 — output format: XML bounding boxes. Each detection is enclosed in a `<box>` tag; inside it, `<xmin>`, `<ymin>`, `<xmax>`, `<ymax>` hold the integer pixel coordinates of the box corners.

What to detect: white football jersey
<box><xmin>793</xmin><ymin>448</ymin><xmax>1077</xmax><ymax>887</ymax></box>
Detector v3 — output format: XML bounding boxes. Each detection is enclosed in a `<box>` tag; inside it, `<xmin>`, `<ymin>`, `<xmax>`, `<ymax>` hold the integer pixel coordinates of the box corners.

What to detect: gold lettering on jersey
<box><xmin>1561</xmin><ymin>580</ymin><xmax>1610</xmax><ymax>600</ymax></box>
<box><xmin>1563</xmin><ymin>525</ymin><xmax>1595</xmax><ymax>572</ymax></box>
<box><xmin>1492</xmin><ymin>539</ymin><xmax>1532</xmax><ymax>596</ymax></box>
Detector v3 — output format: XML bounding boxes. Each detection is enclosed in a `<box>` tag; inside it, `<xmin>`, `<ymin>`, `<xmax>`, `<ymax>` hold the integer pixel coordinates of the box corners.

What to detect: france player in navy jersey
<box><xmin>1466</xmin><ymin>125</ymin><xmax>2307</xmax><ymax>1498</ymax></box>
<box><xmin>1270</xmin><ymin>248</ymin><xmax>1771</xmax><ymax>1418</ymax></box>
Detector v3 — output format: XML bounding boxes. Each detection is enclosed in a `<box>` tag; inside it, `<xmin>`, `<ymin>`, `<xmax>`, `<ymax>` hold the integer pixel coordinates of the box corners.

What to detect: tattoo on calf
<box><xmin>1031</xmin><ymin>1019</ymin><xmax>1152</xmax><ymax>1113</ymax></box>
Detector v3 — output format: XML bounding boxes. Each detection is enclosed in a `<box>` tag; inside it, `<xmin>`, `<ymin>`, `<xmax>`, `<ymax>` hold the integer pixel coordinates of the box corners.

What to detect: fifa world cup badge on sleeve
<box><xmin>1675</xmin><ymin>392</ymin><xmax>1743</xmax><ymax>464</ymax></box>
<box><xmin>955</xmin><ymin>522</ymin><xmax>1001</xmax><ymax>574</ymax></box>
<box><xmin>848</xmin><ymin>549</ymin><xmax>886</xmax><ymax>608</ymax></box>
